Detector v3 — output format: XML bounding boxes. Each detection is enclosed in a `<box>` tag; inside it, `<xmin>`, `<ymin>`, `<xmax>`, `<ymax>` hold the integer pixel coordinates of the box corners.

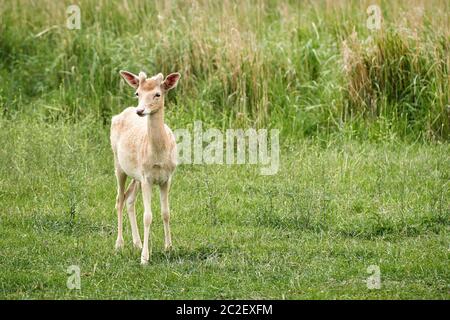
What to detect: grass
<box><xmin>0</xmin><ymin>0</ymin><xmax>449</xmax><ymax>299</ymax></box>
<box><xmin>0</xmin><ymin>119</ymin><xmax>448</xmax><ymax>299</ymax></box>
<box><xmin>0</xmin><ymin>0</ymin><xmax>448</xmax><ymax>139</ymax></box>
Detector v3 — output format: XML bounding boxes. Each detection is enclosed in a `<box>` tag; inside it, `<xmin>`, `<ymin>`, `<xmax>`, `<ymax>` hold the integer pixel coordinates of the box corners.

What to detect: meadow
<box><xmin>0</xmin><ymin>0</ymin><xmax>449</xmax><ymax>299</ymax></box>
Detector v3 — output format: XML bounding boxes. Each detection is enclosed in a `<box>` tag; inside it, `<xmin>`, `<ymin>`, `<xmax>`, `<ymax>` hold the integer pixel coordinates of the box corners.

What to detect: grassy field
<box><xmin>0</xmin><ymin>119</ymin><xmax>448</xmax><ymax>299</ymax></box>
<box><xmin>0</xmin><ymin>0</ymin><xmax>449</xmax><ymax>299</ymax></box>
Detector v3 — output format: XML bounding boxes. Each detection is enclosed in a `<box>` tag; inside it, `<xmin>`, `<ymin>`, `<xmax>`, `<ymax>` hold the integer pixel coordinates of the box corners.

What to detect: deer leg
<box><xmin>160</xmin><ymin>180</ymin><xmax>172</xmax><ymax>251</ymax></box>
<box><xmin>125</xmin><ymin>179</ymin><xmax>142</xmax><ymax>249</ymax></box>
<box><xmin>114</xmin><ymin>168</ymin><xmax>127</xmax><ymax>250</ymax></box>
<box><xmin>141</xmin><ymin>179</ymin><xmax>153</xmax><ymax>265</ymax></box>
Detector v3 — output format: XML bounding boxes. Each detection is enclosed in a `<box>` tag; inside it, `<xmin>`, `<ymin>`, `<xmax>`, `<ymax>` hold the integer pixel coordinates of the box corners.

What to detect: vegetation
<box><xmin>1</xmin><ymin>0</ymin><xmax>448</xmax><ymax>139</ymax></box>
<box><xmin>0</xmin><ymin>0</ymin><xmax>448</xmax><ymax>299</ymax></box>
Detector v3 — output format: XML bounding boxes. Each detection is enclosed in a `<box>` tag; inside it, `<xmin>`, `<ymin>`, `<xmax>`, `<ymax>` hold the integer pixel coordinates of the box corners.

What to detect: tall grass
<box><xmin>342</xmin><ymin>27</ymin><xmax>449</xmax><ymax>139</ymax></box>
<box><xmin>0</xmin><ymin>0</ymin><xmax>448</xmax><ymax>139</ymax></box>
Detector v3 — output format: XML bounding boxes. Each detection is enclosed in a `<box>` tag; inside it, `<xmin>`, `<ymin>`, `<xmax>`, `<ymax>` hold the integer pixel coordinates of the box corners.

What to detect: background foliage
<box><xmin>0</xmin><ymin>0</ymin><xmax>448</xmax><ymax>139</ymax></box>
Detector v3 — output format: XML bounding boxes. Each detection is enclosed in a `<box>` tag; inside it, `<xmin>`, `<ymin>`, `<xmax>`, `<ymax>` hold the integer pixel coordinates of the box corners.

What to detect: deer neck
<box><xmin>147</xmin><ymin>105</ymin><xmax>167</xmax><ymax>153</ymax></box>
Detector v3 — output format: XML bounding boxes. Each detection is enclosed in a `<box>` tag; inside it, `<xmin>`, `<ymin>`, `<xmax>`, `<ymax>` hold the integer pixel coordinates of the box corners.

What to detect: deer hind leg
<box><xmin>124</xmin><ymin>179</ymin><xmax>142</xmax><ymax>249</ymax></box>
<box><xmin>160</xmin><ymin>179</ymin><xmax>172</xmax><ymax>251</ymax></box>
<box><xmin>114</xmin><ymin>168</ymin><xmax>127</xmax><ymax>250</ymax></box>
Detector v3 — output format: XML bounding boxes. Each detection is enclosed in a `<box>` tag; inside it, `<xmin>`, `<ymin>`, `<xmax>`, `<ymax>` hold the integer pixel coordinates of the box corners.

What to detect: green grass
<box><xmin>0</xmin><ymin>0</ymin><xmax>449</xmax><ymax>299</ymax></box>
<box><xmin>0</xmin><ymin>0</ymin><xmax>448</xmax><ymax>139</ymax></box>
<box><xmin>0</xmin><ymin>119</ymin><xmax>448</xmax><ymax>299</ymax></box>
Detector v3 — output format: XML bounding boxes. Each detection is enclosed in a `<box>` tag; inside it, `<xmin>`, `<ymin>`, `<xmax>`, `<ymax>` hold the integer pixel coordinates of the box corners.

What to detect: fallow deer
<box><xmin>110</xmin><ymin>70</ymin><xmax>180</xmax><ymax>264</ymax></box>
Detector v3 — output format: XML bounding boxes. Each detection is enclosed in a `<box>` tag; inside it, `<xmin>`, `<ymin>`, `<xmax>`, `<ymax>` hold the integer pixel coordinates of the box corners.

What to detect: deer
<box><xmin>110</xmin><ymin>70</ymin><xmax>180</xmax><ymax>264</ymax></box>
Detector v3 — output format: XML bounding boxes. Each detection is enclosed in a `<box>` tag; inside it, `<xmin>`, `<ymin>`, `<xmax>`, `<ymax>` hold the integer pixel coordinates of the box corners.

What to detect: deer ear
<box><xmin>120</xmin><ymin>70</ymin><xmax>139</xmax><ymax>88</ymax></box>
<box><xmin>162</xmin><ymin>72</ymin><xmax>181</xmax><ymax>91</ymax></box>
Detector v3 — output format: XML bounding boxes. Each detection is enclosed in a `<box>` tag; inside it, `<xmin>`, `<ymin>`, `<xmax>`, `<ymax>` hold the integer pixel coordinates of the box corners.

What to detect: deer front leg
<box><xmin>160</xmin><ymin>180</ymin><xmax>172</xmax><ymax>251</ymax></box>
<box><xmin>125</xmin><ymin>179</ymin><xmax>142</xmax><ymax>249</ymax></box>
<box><xmin>141</xmin><ymin>179</ymin><xmax>153</xmax><ymax>265</ymax></box>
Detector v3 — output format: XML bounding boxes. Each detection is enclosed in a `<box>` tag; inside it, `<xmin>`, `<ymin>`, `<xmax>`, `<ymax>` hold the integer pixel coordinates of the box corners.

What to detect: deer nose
<box><xmin>136</xmin><ymin>108</ymin><xmax>145</xmax><ymax>117</ymax></box>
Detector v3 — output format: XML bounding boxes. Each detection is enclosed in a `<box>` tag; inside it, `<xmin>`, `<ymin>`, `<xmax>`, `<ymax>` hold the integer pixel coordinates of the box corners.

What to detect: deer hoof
<box><xmin>115</xmin><ymin>238</ymin><xmax>124</xmax><ymax>250</ymax></box>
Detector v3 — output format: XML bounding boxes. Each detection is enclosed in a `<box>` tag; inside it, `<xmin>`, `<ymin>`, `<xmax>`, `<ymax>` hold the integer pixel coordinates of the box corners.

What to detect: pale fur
<box><xmin>111</xmin><ymin>71</ymin><xmax>179</xmax><ymax>264</ymax></box>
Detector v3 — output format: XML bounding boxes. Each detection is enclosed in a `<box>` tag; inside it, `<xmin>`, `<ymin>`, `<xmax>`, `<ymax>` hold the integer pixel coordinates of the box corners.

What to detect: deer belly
<box><xmin>117</xmin><ymin>152</ymin><xmax>142</xmax><ymax>181</ymax></box>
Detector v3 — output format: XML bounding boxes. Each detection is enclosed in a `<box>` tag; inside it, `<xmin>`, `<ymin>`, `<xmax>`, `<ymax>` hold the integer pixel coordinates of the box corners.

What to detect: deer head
<box><xmin>120</xmin><ymin>70</ymin><xmax>181</xmax><ymax>117</ymax></box>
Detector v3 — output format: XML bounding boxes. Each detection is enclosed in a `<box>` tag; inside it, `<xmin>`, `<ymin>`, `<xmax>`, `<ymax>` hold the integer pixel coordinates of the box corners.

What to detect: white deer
<box><xmin>110</xmin><ymin>70</ymin><xmax>180</xmax><ymax>264</ymax></box>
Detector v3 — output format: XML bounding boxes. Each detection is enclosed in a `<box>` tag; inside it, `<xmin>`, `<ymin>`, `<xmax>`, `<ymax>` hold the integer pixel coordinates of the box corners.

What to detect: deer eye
<box><xmin>135</xmin><ymin>92</ymin><xmax>139</xmax><ymax>97</ymax></box>
<box><xmin>155</xmin><ymin>93</ymin><xmax>161</xmax><ymax>98</ymax></box>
